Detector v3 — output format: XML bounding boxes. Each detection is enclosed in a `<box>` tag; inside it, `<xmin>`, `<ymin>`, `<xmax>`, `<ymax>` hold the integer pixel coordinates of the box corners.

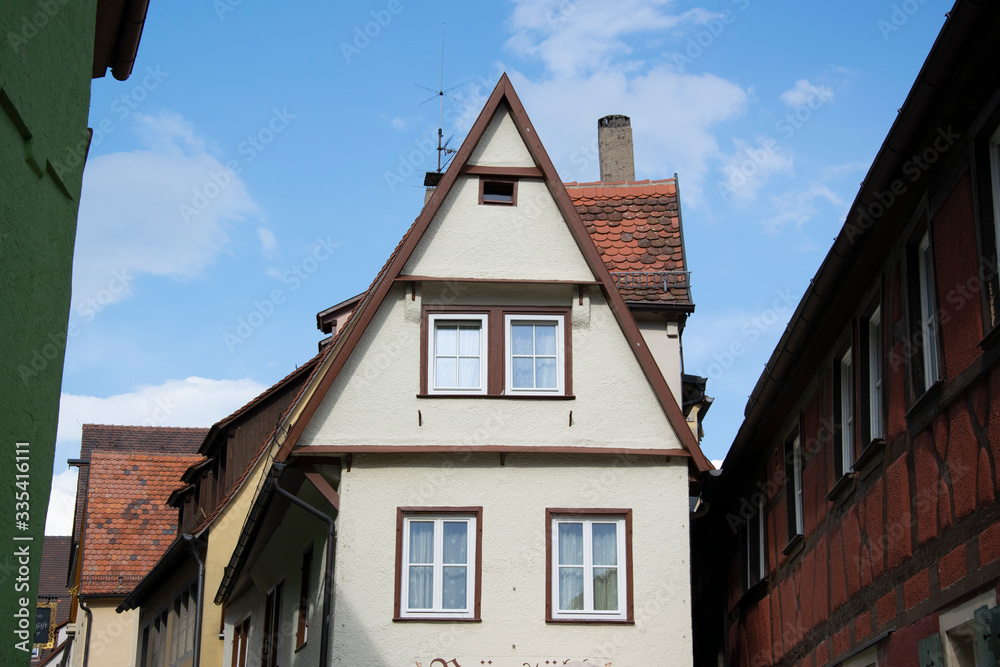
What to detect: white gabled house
<box><xmin>215</xmin><ymin>74</ymin><xmax>711</xmax><ymax>667</ymax></box>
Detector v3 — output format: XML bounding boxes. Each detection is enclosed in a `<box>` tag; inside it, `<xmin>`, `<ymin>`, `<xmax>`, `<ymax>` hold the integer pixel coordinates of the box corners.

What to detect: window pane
<box><xmin>408</xmin><ymin>566</ymin><xmax>433</xmax><ymax>609</ymax></box>
<box><xmin>442</xmin><ymin>566</ymin><xmax>467</xmax><ymax>609</ymax></box>
<box><xmin>409</xmin><ymin>522</ymin><xmax>434</xmax><ymax>563</ymax></box>
<box><xmin>512</xmin><ymin>357</ymin><xmax>534</xmax><ymax>388</ymax></box>
<box><xmin>435</xmin><ymin>357</ymin><xmax>457</xmax><ymax>388</ymax></box>
<box><xmin>558</xmin><ymin>523</ymin><xmax>583</xmax><ymax>565</ymax></box>
<box><xmin>535</xmin><ymin>357</ymin><xmax>557</xmax><ymax>389</ymax></box>
<box><xmin>442</xmin><ymin>522</ymin><xmax>468</xmax><ymax>564</ymax></box>
<box><xmin>457</xmin><ymin>358</ymin><xmax>480</xmax><ymax>388</ymax></box>
<box><xmin>535</xmin><ymin>324</ymin><xmax>557</xmax><ymax>355</ymax></box>
<box><xmin>592</xmin><ymin>523</ymin><xmax>618</xmax><ymax>566</ymax></box>
<box><xmin>512</xmin><ymin>324</ymin><xmax>533</xmax><ymax>355</ymax></box>
<box><xmin>458</xmin><ymin>326</ymin><xmax>480</xmax><ymax>355</ymax></box>
<box><xmin>593</xmin><ymin>568</ymin><xmax>619</xmax><ymax>611</ymax></box>
<box><xmin>558</xmin><ymin>567</ymin><xmax>584</xmax><ymax>610</ymax></box>
<box><xmin>435</xmin><ymin>325</ymin><xmax>457</xmax><ymax>355</ymax></box>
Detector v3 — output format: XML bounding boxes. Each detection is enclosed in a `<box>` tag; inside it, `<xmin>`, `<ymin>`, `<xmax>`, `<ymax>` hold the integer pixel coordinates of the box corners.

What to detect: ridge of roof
<box><xmin>267</xmin><ymin>73</ymin><xmax>709</xmax><ymax>473</ymax></box>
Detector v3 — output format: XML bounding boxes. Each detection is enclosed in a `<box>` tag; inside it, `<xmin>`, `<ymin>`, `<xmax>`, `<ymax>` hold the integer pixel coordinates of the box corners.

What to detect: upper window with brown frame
<box><xmin>394</xmin><ymin>507</ymin><xmax>483</xmax><ymax>621</ymax></box>
<box><xmin>479</xmin><ymin>177</ymin><xmax>517</xmax><ymax>205</ymax></box>
<box><xmin>973</xmin><ymin>119</ymin><xmax>1000</xmax><ymax>336</ymax></box>
<box><xmin>420</xmin><ymin>306</ymin><xmax>572</xmax><ymax>398</ymax></box>
<box><xmin>546</xmin><ymin>508</ymin><xmax>633</xmax><ymax>623</ymax></box>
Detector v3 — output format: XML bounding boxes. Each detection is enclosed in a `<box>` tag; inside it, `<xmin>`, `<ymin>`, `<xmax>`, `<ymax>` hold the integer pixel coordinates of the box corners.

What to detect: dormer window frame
<box><xmin>478</xmin><ymin>176</ymin><xmax>518</xmax><ymax>206</ymax></box>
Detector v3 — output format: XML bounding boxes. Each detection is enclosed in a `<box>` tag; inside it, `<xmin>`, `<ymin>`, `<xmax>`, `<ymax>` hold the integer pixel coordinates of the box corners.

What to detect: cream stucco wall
<box><xmin>635</xmin><ymin>316</ymin><xmax>682</xmax><ymax>401</ymax></box>
<box><xmin>223</xmin><ymin>483</ymin><xmax>331</xmax><ymax>667</ymax></box>
<box><xmin>332</xmin><ymin>453</ymin><xmax>692</xmax><ymax>666</ymax></box>
<box><xmin>403</xmin><ymin>176</ymin><xmax>594</xmax><ymax>282</ymax></box>
<box><xmin>71</xmin><ymin>601</ymin><xmax>137</xmax><ymax>667</ymax></box>
<box><xmin>467</xmin><ymin>106</ymin><xmax>535</xmax><ymax>168</ymax></box>
<box><xmin>299</xmin><ymin>283</ymin><xmax>682</xmax><ymax>452</ymax></box>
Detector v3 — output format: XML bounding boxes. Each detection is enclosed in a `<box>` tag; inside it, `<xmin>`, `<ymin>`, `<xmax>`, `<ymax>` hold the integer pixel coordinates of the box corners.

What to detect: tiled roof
<box><xmin>80</xmin><ymin>451</ymin><xmax>203</xmax><ymax>596</ymax></box>
<box><xmin>565</xmin><ymin>178</ymin><xmax>691</xmax><ymax>306</ymax></box>
<box><xmin>73</xmin><ymin>425</ymin><xmax>207</xmax><ymax>545</ymax></box>
<box><xmin>38</xmin><ymin>536</ymin><xmax>72</xmax><ymax>624</ymax></box>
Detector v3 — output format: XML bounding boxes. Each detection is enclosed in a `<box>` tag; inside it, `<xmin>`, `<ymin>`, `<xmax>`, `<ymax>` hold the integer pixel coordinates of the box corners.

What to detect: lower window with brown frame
<box><xmin>545</xmin><ymin>508</ymin><xmax>633</xmax><ymax>623</ymax></box>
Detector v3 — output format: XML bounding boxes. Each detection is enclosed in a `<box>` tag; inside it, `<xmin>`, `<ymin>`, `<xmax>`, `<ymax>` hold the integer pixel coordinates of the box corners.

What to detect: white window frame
<box><xmin>427</xmin><ymin>313</ymin><xmax>488</xmax><ymax>395</ymax></box>
<box><xmin>504</xmin><ymin>314</ymin><xmax>565</xmax><ymax>396</ymax></box>
<box><xmin>868</xmin><ymin>307</ymin><xmax>884</xmax><ymax>442</ymax></box>
<box><xmin>550</xmin><ymin>515</ymin><xmax>628</xmax><ymax>621</ymax></box>
<box><xmin>400</xmin><ymin>514</ymin><xmax>476</xmax><ymax>619</ymax></box>
<box><xmin>839</xmin><ymin>348</ymin><xmax>855</xmax><ymax>475</ymax></box>
<box><xmin>744</xmin><ymin>493</ymin><xmax>765</xmax><ymax>588</ymax></box>
<box><xmin>792</xmin><ymin>435</ymin><xmax>804</xmax><ymax>537</ymax></box>
<box><xmin>918</xmin><ymin>232</ymin><xmax>940</xmax><ymax>390</ymax></box>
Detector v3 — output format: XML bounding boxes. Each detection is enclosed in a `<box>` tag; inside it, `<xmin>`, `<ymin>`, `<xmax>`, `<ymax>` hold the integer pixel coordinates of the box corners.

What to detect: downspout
<box><xmin>182</xmin><ymin>535</ymin><xmax>205</xmax><ymax>667</ymax></box>
<box><xmin>271</xmin><ymin>463</ymin><xmax>335</xmax><ymax>667</ymax></box>
<box><xmin>78</xmin><ymin>598</ymin><xmax>93</xmax><ymax>667</ymax></box>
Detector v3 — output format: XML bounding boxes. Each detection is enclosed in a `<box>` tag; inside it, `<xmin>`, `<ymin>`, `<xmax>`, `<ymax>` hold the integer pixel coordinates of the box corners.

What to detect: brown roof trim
<box><xmin>93</xmin><ymin>0</ymin><xmax>149</xmax><ymax>80</ymax></box>
<box><xmin>395</xmin><ymin>275</ymin><xmax>602</xmax><ymax>286</ymax></box>
<box><xmin>461</xmin><ymin>165</ymin><xmax>543</xmax><ymax>177</ymax></box>
<box><xmin>293</xmin><ymin>445</ymin><xmax>690</xmax><ymax>458</ymax></box>
<box><xmin>271</xmin><ymin>73</ymin><xmax>710</xmax><ymax>474</ymax></box>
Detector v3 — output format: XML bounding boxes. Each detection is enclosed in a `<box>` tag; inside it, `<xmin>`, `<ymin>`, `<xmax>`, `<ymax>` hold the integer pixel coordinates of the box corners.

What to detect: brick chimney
<box><xmin>598</xmin><ymin>115</ymin><xmax>635</xmax><ymax>183</ymax></box>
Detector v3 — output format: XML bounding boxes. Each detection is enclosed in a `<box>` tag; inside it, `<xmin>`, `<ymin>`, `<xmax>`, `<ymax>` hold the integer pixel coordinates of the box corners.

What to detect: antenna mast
<box><xmin>416</xmin><ymin>23</ymin><xmax>462</xmax><ymax>173</ymax></box>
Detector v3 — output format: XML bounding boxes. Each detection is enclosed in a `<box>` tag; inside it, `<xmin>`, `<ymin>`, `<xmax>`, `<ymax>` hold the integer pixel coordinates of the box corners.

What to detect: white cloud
<box><xmin>780</xmin><ymin>79</ymin><xmax>834</xmax><ymax>108</ymax></box>
<box><xmin>763</xmin><ymin>184</ymin><xmax>844</xmax><ymax>233</ymax></box>
<box><xmin>257</xmin><ymin>226</ymin><xmax>278</xmax><ymax>256</ymax></box>
<box><xmin>44</xmin><ymin>468</ymin><xmax>78</xmax><ymax>536</ymax></box>
<box><xmin>505</xmin><ymin>0</ymin><xmax>710</xmax><ymax>77</ymax></box>
<box><xmin>391</xmin><ymin>117</ymin><xmax>409</xmax><ymax>130</ymax></box>
<box><xmin>56</xmin><ymin>376</ymin><xmax>267</xmax><ymax>454</ymax></box>
<box><xmin>718</xmin><ymin>137</ymin><xmax>794</xmax><ymax>203</ymax></box>
<box><xmin>484</xmin><ymin>2</ymin><xmax>749</xmax><ymax>205</ymax></box>
<box><xmin>71</xmin><ymin>112</ymin><xmax>261</xmax><ymax>316</ymax></box>
<box><xmin>711</xmin><ymin>459</ymin><xmax>724</xmax><ymax>470</ymax></box>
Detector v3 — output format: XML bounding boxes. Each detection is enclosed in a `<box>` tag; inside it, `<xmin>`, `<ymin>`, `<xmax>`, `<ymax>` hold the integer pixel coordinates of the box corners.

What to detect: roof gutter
<box><xmin>110</xmin><ymin>0</ymin><xmax>149</xmax><ymax>81</ymax></box>
<box><xmin>724</xmin><ymin>0</ymin><xmax>988</xmax><ymax>473</ymax></box>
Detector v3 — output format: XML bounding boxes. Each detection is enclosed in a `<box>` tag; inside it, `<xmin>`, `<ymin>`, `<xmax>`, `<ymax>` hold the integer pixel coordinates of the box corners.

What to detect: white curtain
<box><xmin>408</xmin><ymin>521</ymin><xmax>434</xmax><ymax>609</ymax></box>
<box><xmin>592</xmin><ymin>524</ymin><xmax>618</xmax><ymax>611</ymax></box>
<box><xmin>558</xmin><ymin>523</ymin><xmax>584</xmax><ymax>610</ymax></box>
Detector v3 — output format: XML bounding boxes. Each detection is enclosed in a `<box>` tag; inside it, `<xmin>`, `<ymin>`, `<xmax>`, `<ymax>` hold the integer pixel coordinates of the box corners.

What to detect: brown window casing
<box><xmin>479</xmin><ymin>176</ymin><xmax>517</xmax><ymax>205</ymax></box>
<box><xmin>393</xmin><ymin>506</ymin><xmax>483</xmax><ymax>622</ymax></box>
<box><xmin>971</xmin><ymin>107</ymin><xmax>1000</xmax><ymax>338</ymax></box>
<box><xmin>261</xmin><ymin>582</ymin><xmax>282</xmax><ymax>667</ymax></box>
<box><xmin>296</xmin><ymin>545</ymin><xmax>312</xmax><ymax>649</ymax></box>
<box><xmin>231</xmin><ymin>616</ymin><xmax>250</xmax><ymax>667</ymax></box>
<box><xmin>419</xmin><ymin>305</ymin><xmax>573</xmax><ymax>397</ymax></box>
<box><xmin>832</xmin><ymin>343</ymin><xmax>856</xmax><ymax>481</ymax></box>
<box><xmin>544</xmin><ymin>508</ymin><xmax>634</xmax><ymax>624</ymax></box>
<box><xmin>903</xmin><ymin>217</ymin><xmax>945</xmax><ymax>405</ymax></box>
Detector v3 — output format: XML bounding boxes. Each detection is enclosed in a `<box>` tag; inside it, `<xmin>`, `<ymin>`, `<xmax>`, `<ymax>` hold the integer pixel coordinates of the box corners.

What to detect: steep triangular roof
<box><xmin>273</xmin><ymin>73</ymin><xmax>710</xmax><ymax>473</ymax></box>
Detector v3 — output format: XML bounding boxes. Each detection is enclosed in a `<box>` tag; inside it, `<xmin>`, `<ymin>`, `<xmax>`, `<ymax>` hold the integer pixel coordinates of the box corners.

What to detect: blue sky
<box><xmin>47</xmin><ymin>0</ymin><xmax>952</xmax><ymax>532</ymax></box>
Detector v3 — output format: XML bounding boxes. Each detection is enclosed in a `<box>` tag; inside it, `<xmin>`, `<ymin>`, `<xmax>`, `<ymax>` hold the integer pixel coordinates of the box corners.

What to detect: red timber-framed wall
<box><xmin>692</xmin><ymin>4</ymin><xmax>1000</xmax><ymax>666</ymax></box>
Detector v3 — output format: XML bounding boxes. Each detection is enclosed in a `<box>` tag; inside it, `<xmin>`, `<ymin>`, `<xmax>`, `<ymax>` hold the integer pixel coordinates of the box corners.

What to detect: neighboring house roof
<box><xmin>73</xmin><ymin>425</ymin><xmax>208</xmax><ymax>545</ymax></box>
<box><xmin>566</xmin><ymin>178</ymin><xmax>692</xmax><ymax>308</ymax></box>
<box><xmin>118</xmin><ymin>353</ymin><xmax>324</xmax><ymax>612</ymax></box>
<box><xmin>38</xmin><ymin>536</ymin><xmax>72</xmax><ymax>632</ymax></box>
<box><xmin>80</xmin><ymin>451</ymin><xmax>202</xmax><ymax>596</ymax></box>
<box><xmin>266</xmin><ymin>74</ymin><xmax>711</xmax><ymax>473</ymax></box>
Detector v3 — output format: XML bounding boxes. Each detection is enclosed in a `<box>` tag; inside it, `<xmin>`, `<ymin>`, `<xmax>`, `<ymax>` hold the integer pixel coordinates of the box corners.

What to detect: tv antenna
<box><xmin>415</xmin><ymin>23</ymin><xmax>464</xmax><ymax>173</ymax></box>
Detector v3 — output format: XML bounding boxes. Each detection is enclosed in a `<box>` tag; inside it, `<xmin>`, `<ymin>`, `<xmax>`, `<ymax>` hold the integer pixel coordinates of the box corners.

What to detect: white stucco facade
<box><xmin>221</xmin><ymin>90</ymin><xmax>700</xmax><ymax>667</ymax></box>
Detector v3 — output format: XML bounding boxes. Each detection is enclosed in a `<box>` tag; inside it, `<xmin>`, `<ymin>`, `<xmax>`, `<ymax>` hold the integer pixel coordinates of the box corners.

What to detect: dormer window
<box><xmin>479</xmin><ymin>177</ymin><xmax>517</xmax><ymax>205</ymax></box>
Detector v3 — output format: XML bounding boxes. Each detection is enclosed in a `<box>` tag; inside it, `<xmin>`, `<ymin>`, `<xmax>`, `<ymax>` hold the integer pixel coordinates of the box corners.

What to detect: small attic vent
<box><xmin>480</xmin><ymin>177</ymin><xmax>517</xmax><ymax>205</ymax></box>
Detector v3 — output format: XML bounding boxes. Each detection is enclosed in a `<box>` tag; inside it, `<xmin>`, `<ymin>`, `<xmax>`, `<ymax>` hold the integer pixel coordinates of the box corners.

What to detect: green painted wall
<box><xmin>1</xmin><ymin>3</ymin><xmax>98</xmax><ymax>666</ymax></box>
